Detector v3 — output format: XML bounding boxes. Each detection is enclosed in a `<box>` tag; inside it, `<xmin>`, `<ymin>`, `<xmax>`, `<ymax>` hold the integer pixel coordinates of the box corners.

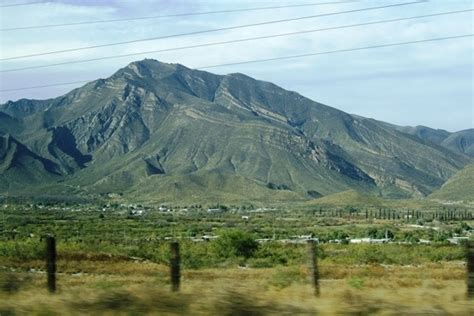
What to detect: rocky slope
<box><xmin>397</xmin><ymin>125</ymin><xmax>474</xmax><ymax>157</ymax></box>
<box><xmin>0</xmin><ymin>59</ymin><xmax>470</xmax><ymax>201</ymax></box>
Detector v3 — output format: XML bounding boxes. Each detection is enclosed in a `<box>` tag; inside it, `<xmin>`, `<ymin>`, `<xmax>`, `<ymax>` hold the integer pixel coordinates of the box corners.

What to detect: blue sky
<box><xmin>0</xmin><ymin>0</ymin><xmax>472</xmax><ymax>131</ymax></box>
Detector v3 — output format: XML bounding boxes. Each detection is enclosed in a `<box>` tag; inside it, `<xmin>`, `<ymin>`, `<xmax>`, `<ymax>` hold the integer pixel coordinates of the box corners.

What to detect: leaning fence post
<box><xmin>467</xmin><ymin>240</ymin><xmax>474</xmax><ymax>299</ymax></box>
<box><xmin>45</xmin><ymin>235</ymin><xmax>56</xmax><ymax>293</ymax></box>
<box><xmin>307</xmin><ymin>240</ymin><xmax>320</xmax><ymax>297</ymax></box>
<box><xmin>170</xmin><ymin>241</ymin><xmax>180</xmax><ymax>292</ymax></box>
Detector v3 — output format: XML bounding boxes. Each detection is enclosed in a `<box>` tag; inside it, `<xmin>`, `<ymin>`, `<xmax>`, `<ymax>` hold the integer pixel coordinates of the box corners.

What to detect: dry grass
<box><xmin>0</xmin><ymin>259</ymin><xmax>472</xmax><ymax>315</ymax></box>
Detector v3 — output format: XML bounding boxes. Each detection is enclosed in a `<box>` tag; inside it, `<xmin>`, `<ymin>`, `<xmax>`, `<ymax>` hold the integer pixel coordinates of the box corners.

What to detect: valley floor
<box><xmin>1</xmin><ymin>203</ymin><xmax>473</xmax><ymax>314</ymax></box>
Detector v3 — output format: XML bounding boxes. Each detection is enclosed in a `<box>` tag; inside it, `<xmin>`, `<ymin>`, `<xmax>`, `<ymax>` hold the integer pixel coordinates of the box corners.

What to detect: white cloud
<box><xmin>0</xmin><ymin>0</ymin><xmax>472</xmax><ymax>131</ymax></box>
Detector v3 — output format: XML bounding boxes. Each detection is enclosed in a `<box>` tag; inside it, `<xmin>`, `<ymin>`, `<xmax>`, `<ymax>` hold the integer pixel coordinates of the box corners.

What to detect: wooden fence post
<box><xmin>467</xmin><ymin>240</ymin><xmax>474</xmax><ymax>299</ymax></box>
<box><xmin>170</xmin><ymin>241</ymin><xmax>180</xmax><ymax>292</ymax></box>
<box><xmin>307</xmin><ymin>240</ymin><xmax>320</xmax><ymax>297</ymax></box>
<box><xmin>45</xmin><ymin>235</ymin><xmax>56</xmax><ymax>293</ymax></box>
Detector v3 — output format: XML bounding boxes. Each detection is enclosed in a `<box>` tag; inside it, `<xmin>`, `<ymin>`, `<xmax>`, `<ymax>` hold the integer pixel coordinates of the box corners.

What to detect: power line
<box><xmin>2</xmin><ymin>9</ymin><xmax>471</xmax><ymax>73</ymax></box>
<box><xmin>199</xmin><ymin>34</ymin><xmax>473</xmax><ymax>69</ymax></box>
<box><xmin>0</xmin><ymin>80</ymin><xmax>90</xmax><ymax>92</ymax></box>
<box><xmin>0</xmin><ymin>1</ymin><xmax>358</xmax><ymax>31</ymax></box>
<box><xmin>1</xmin><ymin>33</ymin><xmax>471</xmax><ymax>93</ymax></box>
<box><xmin>0</xmin><ymin>1</ymin><xmax>45</xmax><ymax>7</ymax></box>
<box><xmin>0</xmin><ymin>1</ymin><xmax>425</xmax><ymax>61</ymax></box>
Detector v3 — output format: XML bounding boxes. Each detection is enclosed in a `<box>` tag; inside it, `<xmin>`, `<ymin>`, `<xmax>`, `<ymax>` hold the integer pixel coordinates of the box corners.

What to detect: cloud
<box><xmin>0</xmin><ymin>0</ymin><xmax>472</xmax><ymax>131</ymax></box>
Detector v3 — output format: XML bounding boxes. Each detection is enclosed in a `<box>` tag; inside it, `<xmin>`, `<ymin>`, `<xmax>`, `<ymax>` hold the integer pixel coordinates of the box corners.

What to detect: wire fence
<box><xmin>1</xmin><ymin>236</ymin><xmax>473</xmax><ymax>298</ymax></box>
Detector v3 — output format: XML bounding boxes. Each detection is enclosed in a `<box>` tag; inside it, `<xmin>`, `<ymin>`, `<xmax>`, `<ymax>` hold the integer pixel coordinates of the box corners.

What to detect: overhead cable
<box><xmin>0</xmin><ymin>1</ymin><xmax>425</xmax><ymax>61</ymax></box>
<box><xmin>1</xmin><ymin>33</ymin><xmax>471</xmax><ymax>93</ymax></box>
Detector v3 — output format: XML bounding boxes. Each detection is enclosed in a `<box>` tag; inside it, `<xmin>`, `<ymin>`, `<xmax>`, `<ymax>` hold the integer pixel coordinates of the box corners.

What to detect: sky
<box><xmin>0</xmin><ymin>0</ymin><xmax>472</xmax><ymax>132</ymax></box>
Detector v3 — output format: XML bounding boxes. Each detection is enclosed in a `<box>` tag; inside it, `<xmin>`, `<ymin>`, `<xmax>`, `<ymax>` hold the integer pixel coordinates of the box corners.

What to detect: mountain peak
<box><xmin>0</xmin><ymin>59</ymin><xmax>471</xmax><ymax>201</ymax></box>
<box><xmin>128</xmin><ymin>58</ymin><xmax>179</xmax><ymax>68</ymax></box>
<box><xmin>226</xmin><ymin>72</ymin><xmax>255</xmax><ymax>80</ymax></box>
<box><xmin>109</xmin><ymin>59</ymin><xmax>201</xmax><ymax>84</ymax></box>
<box><xmin>125</xmin><ymin>59</ymin><xmax>190</xmax><ymax>74</ymax></box>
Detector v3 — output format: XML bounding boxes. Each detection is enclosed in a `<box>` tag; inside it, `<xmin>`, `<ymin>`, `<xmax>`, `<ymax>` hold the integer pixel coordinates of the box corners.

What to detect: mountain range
<box><xmin>0</xmin><ymin>59</ymin><xmax>472</xmax><ymax>203</ymax></box>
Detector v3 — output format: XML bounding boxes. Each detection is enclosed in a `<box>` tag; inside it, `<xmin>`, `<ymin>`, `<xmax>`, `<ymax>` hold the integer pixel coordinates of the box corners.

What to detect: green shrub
<box><xmin>347</xmin><ymin>277</ymin><xmax>364</xmax><ymax>290</ymax></box>
<box><xmin>268</xmin><ymin>266</ymin><xmax>304</xmax><ymax>289</ymax></box>
<box><xmin>212</xmin><ymin>230</ymin><xmax>259</xmax><ymax>259</ymax></box>
<box><xmin>350</xmin><ymin>245</ymin><xmax>391</xmax><ymax>264</ymax></box>
<box><xmin>246</xmin><ymin>257</ymin><xmax>274</xmax><ymax>268</ymax></box>
<box><xmin>0</xmin><ymin>240</ymin><xmax>44</xmax><ymax>260</ymax></box>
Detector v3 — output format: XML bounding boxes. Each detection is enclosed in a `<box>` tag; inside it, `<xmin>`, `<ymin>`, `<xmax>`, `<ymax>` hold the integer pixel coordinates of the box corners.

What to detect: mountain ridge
<box><xmin>396</xmin><ymin>125</ymin><xmax>474</xmax><ymax>157</ymax></box>
<box><xmin>430</xmin><ymin>162</ymin><xmax>474</xmax><ymax>202</ymax></box>
<box><xmin>0</xmin><ymin>59</ymin><xmax>471</xmax><ymax>202</ymax></box>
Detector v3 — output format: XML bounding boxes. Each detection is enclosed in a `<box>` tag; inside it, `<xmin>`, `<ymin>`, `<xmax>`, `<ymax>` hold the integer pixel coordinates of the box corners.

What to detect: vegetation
<box><xmin>0</xmin><ymin>201</ymin><xmax>473</xmax><ymax>314</ymax></box>
<box><xmin>212</xmin><ymin>230</ymin><xmax>259</xmax><ymax>259</ymax></box>
<box><xmin>1</xmin><ymin>59</ymin><xmax>472</xmax><ymax>203</ymax></box>
<box><xmin>1</xmin><ymin>49</ymin><xmax>472</xmax><ymax>315</ymax></box>
<box><xmin>430</xmin><ymin>163</ymin><xmax>474</xmax><ymax>202</ymax></box>
<box><xmin>0</xmin><ymin>248</ymin><xmax>472</xmax><ymax>314</ymax></box>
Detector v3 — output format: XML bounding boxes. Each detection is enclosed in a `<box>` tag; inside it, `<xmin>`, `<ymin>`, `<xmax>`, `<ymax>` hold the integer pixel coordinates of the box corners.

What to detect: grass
<box><xmin>0</xmin><ymin>260</ymin><xmax>472</xmax><ymax>315</ymax></box>
<box><xmin>1</xmin><ymin>203</ymin><xmax>473</xmax><ymax>314</ymax></box>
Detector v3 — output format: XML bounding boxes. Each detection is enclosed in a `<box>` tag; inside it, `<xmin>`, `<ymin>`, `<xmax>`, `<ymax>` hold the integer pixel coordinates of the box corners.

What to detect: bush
<box><xmin>347</xmin><ymin>277</ymin><xmax>364</xmax><ymax>290</ymax></box>
<box><xmin>246</xmin><ymin>257</ymin><xmax>274</xmax><ymax>268</ymax></box>
<box><xmin>350</xmin><ymin>245</ymin><xmax>391</xmax><ymax>264</ymax></box>
<box><xmin>268</xmin><ymin>266</ymin><xmax>304</xmax><ymax>289</ymax></box>
<box><xmin>0</xmin><ymin>240</ymin><xmax>44</xmax><ymax>260</ymax></box>
<box><xmin>212</xmin><ymin>230</ymin><xmax>259</xmax><ymax>259</ymax></box>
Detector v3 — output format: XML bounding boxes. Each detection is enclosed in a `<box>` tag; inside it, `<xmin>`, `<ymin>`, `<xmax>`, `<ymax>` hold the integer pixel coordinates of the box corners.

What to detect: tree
<box><xmin>213</xmin><ymin>230</ymin><xmax>259</xmax><ymax>259</ymax></box>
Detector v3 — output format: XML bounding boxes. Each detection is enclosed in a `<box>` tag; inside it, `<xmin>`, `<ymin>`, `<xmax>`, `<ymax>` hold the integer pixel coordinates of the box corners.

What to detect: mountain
<box><xmin>397</xmin><ymin>125</ymin><xmax>474</xmax><ymax>157</ymax></box>
<box><xmin>0</xmin><ymin>134</ymin><xmax>61</xmax><ymax>192</ymax></box>
<box><xmin>303</xmin><ymin>190</ymin><xmax>386</xmax><ymax>208</ymax></box>
<box><xmin>430</xmin><ymin>163</ymin><xmax>474</xmax><ymax>202</ymax></box>
<box><xmin>303</xmin><ymin>189</ymin><xmax>447</xmax><ymax>210</ymax></box>
<box><xmin>440</xmin><ymin>129</ymin><xmax>474</xmax><ymax>158</ymax></box>
<box><xmin>0</xmin><ymin>59</ymin><xmax>470</xmax><ymax>202</ymax></box>
<box><xmin>0</xmin><ymin>112</ymin><xmax>22</xmax><ymax>135</ymax></box>
<box><xmin>396</xmin><ymin>126</ymin><xmax>451</xmax><ymax>145</ymax></box>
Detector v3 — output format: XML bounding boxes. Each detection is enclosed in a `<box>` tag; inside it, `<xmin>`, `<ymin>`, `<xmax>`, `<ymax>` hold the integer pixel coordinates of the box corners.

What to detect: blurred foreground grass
<box><xmin>1</xmin><ymin>259</ymin><xmax>472</xmax><ymax>315</ymax></box>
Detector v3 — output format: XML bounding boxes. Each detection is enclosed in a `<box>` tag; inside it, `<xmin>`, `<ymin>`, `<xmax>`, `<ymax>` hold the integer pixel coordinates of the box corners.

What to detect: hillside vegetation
<box><xmin>0</xmin><ymin>59</ymin><xmax>471</xmax><ymax>202</ymax></box>
<box><xmin>430</xmin><ymin>163</ymin><xmax>474</xmax><ymax>202</ymax></box>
